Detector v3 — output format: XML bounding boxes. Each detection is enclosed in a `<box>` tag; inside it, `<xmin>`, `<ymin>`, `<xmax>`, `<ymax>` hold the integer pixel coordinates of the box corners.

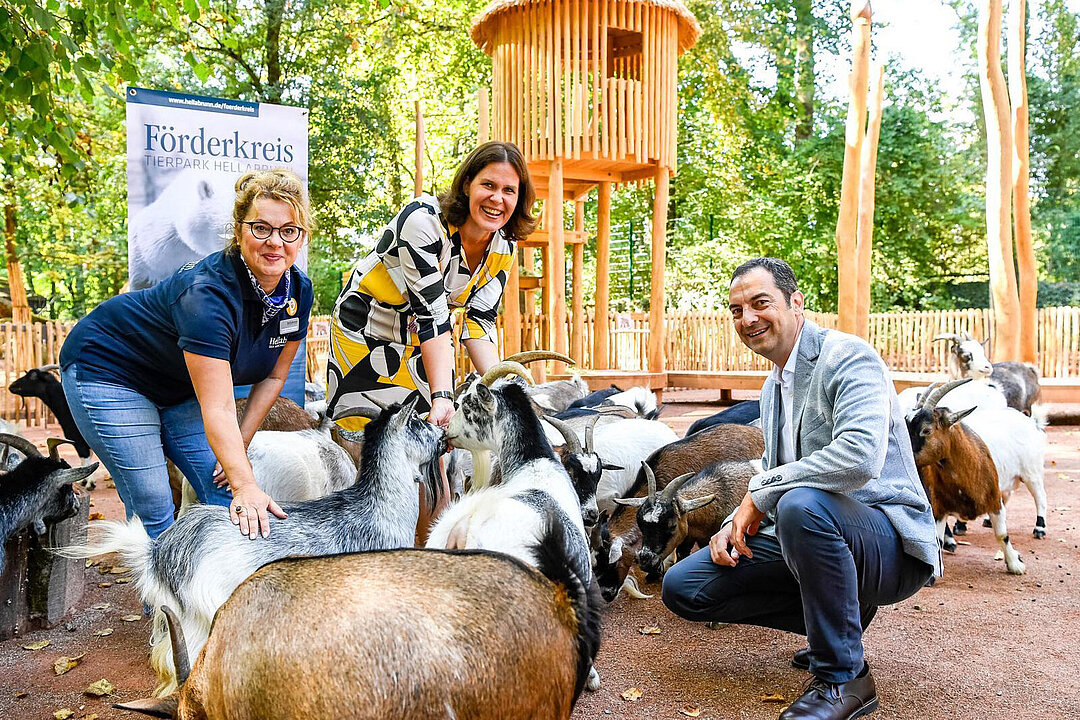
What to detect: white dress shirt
<box><xmin>770</xmin><ymin>324</ymin><xmax>804</xmax><ymax>466</ymax></box>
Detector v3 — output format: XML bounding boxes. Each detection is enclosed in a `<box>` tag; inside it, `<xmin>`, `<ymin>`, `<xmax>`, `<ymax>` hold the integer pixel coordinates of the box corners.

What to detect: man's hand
<box><xmin>727</xmin><ymin>491</ymin><xmax>766</xmax><ymax>561</ymax></box>
<box><xmin>709</xmin><ymin>523</ymin><xmax>739</xmax><ymax>566</ymax></box>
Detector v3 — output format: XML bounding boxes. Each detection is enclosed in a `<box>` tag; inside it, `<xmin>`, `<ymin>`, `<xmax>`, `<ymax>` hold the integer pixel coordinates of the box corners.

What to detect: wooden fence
<box><xmin>6</xmin><ymin>307</ymin><xmax>1080</xmax><ymax>425</ymax></box>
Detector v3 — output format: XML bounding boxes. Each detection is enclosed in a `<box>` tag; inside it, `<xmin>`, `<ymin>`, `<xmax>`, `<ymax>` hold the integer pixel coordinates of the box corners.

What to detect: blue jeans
<box><xmin>62</xmin><ymin>363</ymin><xmax>231</xmax><ymax>538</ymax></box>
<box><xmin>662</xmin><ymin>487</ymin><xmax>933</xmax><ymax>684</ymax></box>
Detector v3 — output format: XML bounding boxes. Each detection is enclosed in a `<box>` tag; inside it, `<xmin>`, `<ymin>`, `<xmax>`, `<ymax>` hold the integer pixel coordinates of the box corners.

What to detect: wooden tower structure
<box><xmin>471</xmin><ymin>0</ymin><xmax>700</xmax><ymax>376</ymax></box>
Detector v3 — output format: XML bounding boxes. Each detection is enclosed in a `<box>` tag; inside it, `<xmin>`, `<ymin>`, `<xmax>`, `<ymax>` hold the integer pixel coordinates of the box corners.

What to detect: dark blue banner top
<box><xmin>126</xmin><ymin>86</ymin><xmax>260</xmax><ymax>118</ymax></box>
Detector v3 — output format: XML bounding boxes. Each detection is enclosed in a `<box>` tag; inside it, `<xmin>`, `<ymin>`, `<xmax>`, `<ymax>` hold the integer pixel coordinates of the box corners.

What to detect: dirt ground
<box><xmin>1</xmin><ymin>392</ymin><xmax>1078</xmax><ymax>720</ymax></box>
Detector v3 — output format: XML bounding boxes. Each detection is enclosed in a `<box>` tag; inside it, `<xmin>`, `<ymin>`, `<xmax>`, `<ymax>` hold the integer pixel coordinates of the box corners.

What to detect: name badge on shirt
<box><xmin>280</xmin><ymin>317</ymin><xmax>300</xmax><ymax>334</ymax></box>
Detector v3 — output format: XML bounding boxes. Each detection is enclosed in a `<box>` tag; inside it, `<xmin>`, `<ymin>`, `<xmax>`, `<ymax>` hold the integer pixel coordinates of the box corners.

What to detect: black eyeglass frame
<box><xmin>242</xmin><ymin>221</ymin><xmax>306</xmax><ymax>244</ymax></box>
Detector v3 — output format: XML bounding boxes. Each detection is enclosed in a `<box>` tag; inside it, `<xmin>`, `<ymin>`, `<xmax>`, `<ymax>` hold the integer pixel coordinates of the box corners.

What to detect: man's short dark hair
<box><xmin>730</xmin><ymin>258</ymin><xmax>799</xmax><ymax>305</ymax></box>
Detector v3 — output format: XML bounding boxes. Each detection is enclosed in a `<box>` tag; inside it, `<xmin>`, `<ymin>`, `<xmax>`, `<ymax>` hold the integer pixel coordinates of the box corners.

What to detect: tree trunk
<box><xmin>1009</xmin><ymin>0</ymin><xmax>1038</xmax><ymax>363</ymax></box>
<box><xmin>264</xmin><ymin>0</ymin><xmax>285</xmax><ymax>103</ymax></box>
<box><xmin>794</xmin><ymin>0</ymin><xmax>816</xmax><ymax>143</ymax></box>
<box><xmin>835</xmin><ymin>1</ymin><xmax>872</xmax><ymax>332</ymax></box>
<box><xmin>979</xmin><ymin>0</ymin><xmax>1022</xmax><ymax>361</ymax></box>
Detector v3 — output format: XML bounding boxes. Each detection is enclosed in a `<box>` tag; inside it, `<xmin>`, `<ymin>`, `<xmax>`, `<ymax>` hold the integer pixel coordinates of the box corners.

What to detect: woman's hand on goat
<box><xmin>427</xmin><ymin>397</ymin><xmax>455</xmax><ymax>429</ymax></box>
<box><xmin>229</xmin><ymin>482</ymin><xmax>287</xmax><ymax>539</ymax></box>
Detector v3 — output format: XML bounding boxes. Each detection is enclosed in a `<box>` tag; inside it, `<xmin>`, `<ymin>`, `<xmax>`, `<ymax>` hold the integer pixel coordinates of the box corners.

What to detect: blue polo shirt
<box><xmin>60</xmin><ymin>250</ymin><xmax>313</xmax><ymax>407</ymax></box>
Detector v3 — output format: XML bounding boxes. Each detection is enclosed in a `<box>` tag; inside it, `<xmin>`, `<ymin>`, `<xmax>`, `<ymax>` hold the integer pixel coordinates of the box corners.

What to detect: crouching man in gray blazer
<box><xmin>662</xmin><ymin>258</ymin><xmax>941</xmax><ymax>720</ymax></box>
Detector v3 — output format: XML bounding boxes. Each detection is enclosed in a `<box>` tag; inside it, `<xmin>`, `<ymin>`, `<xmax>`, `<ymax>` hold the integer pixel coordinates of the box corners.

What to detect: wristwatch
<box><xmin>430</xmin><ymin>390</ymin><xmax>454</xmax><ymax>402</ymax></box>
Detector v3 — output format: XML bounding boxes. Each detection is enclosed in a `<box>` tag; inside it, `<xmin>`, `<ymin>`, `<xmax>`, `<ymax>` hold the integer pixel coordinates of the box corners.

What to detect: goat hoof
<box><xmin>924</xmin><ymin>576</ymin><xmax>936</xmax><ymax>587</ymax></box>
<box><xmin>952</xmin><ymin>521</ymin><xmax>967</xmax><ymax>536</ymax></box>
<box><xmin>943</xmin><ymin>540</ymin><xmax>957</xmax><ymax>554</ymax></box>
<box><xmin>1033</xmin><ymin>528</ymin><xmax>1046</xmax><ymax>539</ymax></box>
<box><xmin>585</xmin><ymin>666</ymin><xmax>601</xmax><ymax>692</ymax></box>
<box><xmin>982</xmin><ymin>517</ymin><xmax>993</xmax><ymax>528</ymax></box>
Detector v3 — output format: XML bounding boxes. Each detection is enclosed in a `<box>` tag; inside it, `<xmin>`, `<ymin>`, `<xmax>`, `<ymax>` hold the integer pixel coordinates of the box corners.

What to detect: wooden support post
<box><xmin>572</xmin><ymin>200</ymin><xmax>585</xmax><ymax>365</ymax></box>
<box><xmin>594</xmin><ymin>181</ymin><xmax>612</xmax><ymax>369</ymax></box>
<box><xmin>835</xmin><ymin>1</ymin><xmax>872</xmax><ymax>334</ymax></box>
<box><xmin>414</xmin><ymin>100</ymin><xmax>425</xmax><ymax>198</ymax></box>
<box><xmin>1009</xmin><ymin>0</ymin><xmax>1038</xmax><ymax>363</ymax></box>
<box><xmin>549</xmin><ymin>159</ymin><xmax>568</xmax><ymax>373</ymax></box>
<box><xmin>478</xmin><ymin>88</ymin><xmax>490</xmax><ymax>145</ymax></box>
<box><xmin>649</xmin><ymin>166</ymin><xmax>669</xmax><ymax>375</ymax></box>
<box><xmin>979</xmin><ymin>0</ymin><xmax>1021</xmax><ymax>361</ymax></box>
<box><xmin>504</xmin><ymin>249</ymin><xmax>521</xmax><ymax>356</ymax></box>
<box><xmin>855</xmin><ymin>65</ymin><xmax>885</xmax><ymax>340</ymax></box>
<box><xmin>4</xmin><ymin>198</ymin><xmax>31</xmax><ymax>325</ymax></box>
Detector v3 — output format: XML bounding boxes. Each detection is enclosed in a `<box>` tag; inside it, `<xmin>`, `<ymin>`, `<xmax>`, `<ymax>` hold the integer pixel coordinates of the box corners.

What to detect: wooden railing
<box><xmin>6</xmin><ymin>307</ymin><xmax>1080</xmax><ymax>425</ymax></box>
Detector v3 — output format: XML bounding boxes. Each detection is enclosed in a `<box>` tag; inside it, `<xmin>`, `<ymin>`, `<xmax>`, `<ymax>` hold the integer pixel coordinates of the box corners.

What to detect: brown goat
<box><xmin>617</xmin><ymin>460</ymin><xmax>754</xmax><ymax>577</ymax></box>
<box><xmin>116</xmin><ymin>539</ymin><xmax>599</xmax><ymax>720</ymax></box>
<box><xmin>593</xmin><ymin>423</ymin><xmax>764</xmax><ymax>602</ymax></box>
<box><xmin>906</xmin><ymin>379</ymin><xmax>1025</xmax><ymax>575</ymax></box>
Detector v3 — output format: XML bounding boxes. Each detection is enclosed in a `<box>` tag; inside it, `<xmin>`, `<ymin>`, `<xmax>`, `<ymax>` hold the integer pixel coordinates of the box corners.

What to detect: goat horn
<box><xmin>642</xmin><ymin>462</ymin><xmax>657</xmax><ymax>501</ymax></box>
<box><xmin>661</xmin><ymin>471</ymin><xmax>696</xmax><ymax>502</ymax></box>
<box><xmin>38</xmin><ymin>363</ymin><xmax>61</xmax><ymax>373</ymax></box>
<box><xmin>961</xmin><ymin>330</ymin><xmax>974</xmax><ymax>342</ymax></box>
<box><xmin>161</xmin><ymin>606</ymin><xmax>191</xmax><ymax>685</ymax></box>
<box><xmin>362</xmin><ymin>394</ymin><xmax>391</xmax><ymax>411</ymax></box>
<box><xmin>502</xmin><ymin>350</ymin><xmax>576</xmax><ymax>367</ymax></box>
<box><xmin>0</xmin><ymin>433</ymin><xmax>42</xmax><ymax>458</ymax></box>
<box><xmin>584</xmin><ymin>415</ymin><xmax>600</xmax><ymax>453</ymax></box>
<box><xmin>919</xmin><ymin>378</ymin><xmax>972</xmax><ymax>412</ymax></box>
<box><xmin>543</xmin><ymin>415</ymin><xmax>582</xmax><ymax>454</ymax></box>
<box><xmin>0</xmin><ymin>444</ymin><xmax>8</xmax><ymax>467</ymax></box>
<box><xmin>47</xmin><ymin>437</ymin><xmax>75</xmax><ymax>461</ymax></box>
<box><xmin>49</xmin><ymin>462</ymin><xmax>98</xmax><ymax>486</ymax></box>
<box><xmin>480</xmin><ymin>360</ymin><xmax>534</xmax><ymax>387</ymax></box>
<box><xmin>931</xmin><ymin>334</ymin><xmax>961</xmax><ymax>344</ymax></box>
<box><xmin>332</xmin><ymin>406</ymin><xmax>381</xmax><ymax>422</ymax></box>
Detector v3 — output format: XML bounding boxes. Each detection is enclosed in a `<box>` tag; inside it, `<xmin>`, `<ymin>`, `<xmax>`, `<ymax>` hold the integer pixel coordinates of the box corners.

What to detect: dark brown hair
<box><xmin>438</xmin><ymin>142</ymin><xmax>538</xmax><ymax>240</ymax></box>
<box><xmin>229</xmin><ymin>168</ymin><xmax>312</xmax><ymax>252</ymax></box>
<box><xmin>731</xmin><ymin>258</ymin><xmax>799</xmax><ymax>305</ymax></box>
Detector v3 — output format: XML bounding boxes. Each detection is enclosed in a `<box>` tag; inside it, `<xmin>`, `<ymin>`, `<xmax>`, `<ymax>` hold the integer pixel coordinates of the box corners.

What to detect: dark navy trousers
<box><xmin>661</xmin><ymin>487</ymin><xmax>933</xmax><ymax>684</ymax></box>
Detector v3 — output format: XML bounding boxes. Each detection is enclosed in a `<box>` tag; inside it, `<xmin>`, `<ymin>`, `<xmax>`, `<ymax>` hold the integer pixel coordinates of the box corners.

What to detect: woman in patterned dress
<box><xmin>326</xmin><ymin>140</ymin><xmax>536</xmax><ymax>457</ymax></box>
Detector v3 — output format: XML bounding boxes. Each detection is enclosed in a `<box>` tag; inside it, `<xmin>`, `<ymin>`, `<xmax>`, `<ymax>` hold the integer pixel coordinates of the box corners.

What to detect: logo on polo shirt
<box><xmin>269</xmin><ymin>336</ymin><xmax>287</xmax><ymax>349</ymax></box>
<box><xmin>286</xmin><ymin>298</ymin><xmax>297</xmax><ymax>316</ymax></box>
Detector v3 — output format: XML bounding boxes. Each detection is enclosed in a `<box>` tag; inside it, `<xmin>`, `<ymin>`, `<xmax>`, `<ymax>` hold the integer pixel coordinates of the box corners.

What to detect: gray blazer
<box><xmin>747</xmin><ymin>320</ymin><xmax>942</xmax><ymax>574</ymax></box>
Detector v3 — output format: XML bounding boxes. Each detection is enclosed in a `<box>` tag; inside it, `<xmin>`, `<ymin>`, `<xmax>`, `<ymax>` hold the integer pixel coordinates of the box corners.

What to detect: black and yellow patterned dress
<box><xmin>327</xmin><ymin>194</ymin><xmax>514</xmax><ymax>428</ymax></box>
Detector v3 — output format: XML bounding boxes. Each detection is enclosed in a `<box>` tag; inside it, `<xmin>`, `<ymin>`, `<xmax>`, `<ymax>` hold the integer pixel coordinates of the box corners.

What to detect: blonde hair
<box><xmin>228</xmin><ymin>168</ymin><xmax>311</xmax><ymax>252</ymax></box>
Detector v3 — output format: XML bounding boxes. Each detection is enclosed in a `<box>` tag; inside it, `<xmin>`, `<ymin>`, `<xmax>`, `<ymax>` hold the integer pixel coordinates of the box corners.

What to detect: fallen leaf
<box><xmin>22</xmin><ymin>640</ymin><xmax>50</xmax><ymax>651</ymax></box>
<box><xmin>1055</xmin><ymin>506</ymin><xmax>1072</xmax><ymax>512</ymax></box>
<box><xmin>88</xmin><ymin>512</ymin><xmax>105</xmax><ymax>521</ymax></box>
<box><xmin>109</xmin><ymin>566</ymin><xmax>131</xmax><ymax>575</ymax></box>
<box><xmin>679</xmin><ymin>705</ymin><xmax>702</xmax><ymax>717</ymax></box>
<box><xmin>120</xmin><ymin>614</ymin><xmax>141</xmax><ymax>622</ymax></box>
<box><xmin>105</xmin><ymin>480</ymin><xmax>115</xmax><ymax>488</ymax></box>
<box><xmin>621</xmin><ymin>687</ymin><xmax>643</xmax><ymax>702</ymax></box>
<box><xmin>956</xmin><ymin>540</ymin><xmax>971</xmax><ymax>546</ymax></box>
<box><xmin>14</xmin><ymin>691</ymin><xmax>27</xmax><ymax>698</ymax></box>
<box><xmin>84</xmin><ymin>559</ymin><xmax>100</xmax><ymax>568</ymax></box>
<box><xmin>1058</xmin><ymin>474</ymin><xmax>1069</xmax><ymax>480</ymax></box>
<box><xmin>96</xmin><ymin>583</ymin><xmax>112</xmax><ymax>589</ymax></box>
<box><xmin>115</xmin><ymin>577</ymin><xmax>131</xmax><ymax>584</ymax></box>
<box><xmin>92</xmin><ymin>628</ymin><xmax>113</xmax><ymax>637</ymax></box>
<box><xmin>97</xmin><ymin>566</ymin><xmax>110</xmax><ymax>575</ymax></box>
<box><xmin>762</xmin><ymin>693</ymin><xmax>786</xmax><ymax>703</ymax></box>
<box><xmin>639</xmin><ymin>625</ymin><xmax>661</xmax><ymax>635</ymax></box>
<box><xmin>54</xmin><ymin>710</ymin><xmax>75</xmax><ymax>720</ymax></box>
<box><xmin>91</xmin><ymin>603</ymin><xmax>110</xmax><ymax>611</ymax></box>
<box><xmin>54</xmin><ymin>654</ymin><xmax>85</xmax><ymax>676</ymax></box>
<box><xmin>994</xmin><ymin>550</ymin><xmax>1005</xmax><ymax>561</ymax></box>
<box><xmin>84</xmin><ymin>679</ymin><xmax>115</xmax><ymax>697</ymax></box>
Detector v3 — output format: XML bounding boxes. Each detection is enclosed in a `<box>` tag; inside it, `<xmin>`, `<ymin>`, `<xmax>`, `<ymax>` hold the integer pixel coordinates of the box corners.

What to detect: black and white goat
<box><xmin>0</xmin><ymin>434</ymin><xmax>96</xmax><ymax>574</ymax></box>
<box><xmin>8</xmin><ymin>364</ymin><xmax>95</xmax><ymax>486</ymax></box>
<box><xmin>427</xmin><ymin>366</ymin><xmax>600</xmax><ymax>690</ymax></box>
<box><xmin>933</xmin><ymin>332</ymin><xmax>1041</xmax><ymax>415</ymax></box>
<box><xmin>57</xmin><ymin>398</ymin><xmax>446</xmax><ymax>695</ymax></box>
<box><xmin>543</xmin><ymin>414</ymin><xmax>623</xmax><ymax>527</ymax></box>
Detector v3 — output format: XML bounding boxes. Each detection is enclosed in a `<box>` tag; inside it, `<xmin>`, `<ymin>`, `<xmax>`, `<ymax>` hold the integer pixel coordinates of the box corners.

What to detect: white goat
<box><xmin>57</xmin><ymin>398</ymin><xmax>446</xmax><ymax>696</ymax></box>
<box><xmin>427</xmin><ymin>370</ymin><xmax>601</xmax><ymax>690</ymax></box>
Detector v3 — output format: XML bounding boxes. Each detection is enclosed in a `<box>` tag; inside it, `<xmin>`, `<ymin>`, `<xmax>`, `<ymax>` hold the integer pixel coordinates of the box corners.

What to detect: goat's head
<box><xmin>337</xmin><ymin>396</ymin><xmax>447</xmax><ymax>468</ymax></box>
<box><xmin>545</xmin><ymin>415</ymin><xmax>619</xmax><ymax>528</ymax></box>
<box><xmin>613</xmin><ymin>465</ymin><xmax>714</xmax><ymax>577</ymax></box>
<box><xmin>934</xmin><ymin>332</ymin><xmax>993</xmax><ymax>377</ymax></box>
<box><xmin>7</xmin><ymin>364</ymin><xmax>60</xmax><ymax>398</ymax></box>
<box><xmin>0</xmin><ymin>434</ymin><xmax>97</xmax><ymax>528</ymax></box>
<box><xmin>906</xmin><ymin>379</ymin><xmax>978</xmax><ymax>465</ymax></box>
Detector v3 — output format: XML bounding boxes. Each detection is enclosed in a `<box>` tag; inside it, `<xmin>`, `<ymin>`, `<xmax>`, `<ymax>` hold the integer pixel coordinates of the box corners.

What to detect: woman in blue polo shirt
<box><xmin>59</xmin><ymin>168</ymin><xmax>314</xmax><ymax>540</ymax></box>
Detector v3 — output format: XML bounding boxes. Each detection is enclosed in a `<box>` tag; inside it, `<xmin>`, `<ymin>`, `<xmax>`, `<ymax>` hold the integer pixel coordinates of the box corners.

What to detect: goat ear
<box><xmin>475</xmin><ymin>383</ymin><xmax>495</xmax><ymax>410</ymax></box>
<box><xmin>679</xmin><ymin>494</ymin><xmax>717</xmax><ymax>513</ymax></box>
<box><xmin>49</xmin><ymin>463</ymin><xmax>99</xmax><ymax>487</ymax></box>
<box><xmin>601</xmin><ymin>462</ymin><xmax>625</xmax><ymax>471</ymax></box>
<box><xmin>112</xmin><ymin>695</ymin><xmax>179</xmax><ymax>718</ymax></box>
<box><xmin>612</xmin><ymin>496</ymin><xmax>646</xmax><ymax>508</ymax></box>
<box><xmin>945</xmin><ymin>406</ymin><xmax>977</xmax><ymax>427</ymax></box>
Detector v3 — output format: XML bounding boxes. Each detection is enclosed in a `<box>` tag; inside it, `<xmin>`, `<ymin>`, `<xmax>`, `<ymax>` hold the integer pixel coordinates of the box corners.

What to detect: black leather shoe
<box><xmin>778</xmin><ymin>669</ymin><xmax>878</xmax><ymax>720</ymax></box>
<box><xmin>792</xmin><ymin>647</ymin><xmax>811</xmax><ymax>670</ymax></box>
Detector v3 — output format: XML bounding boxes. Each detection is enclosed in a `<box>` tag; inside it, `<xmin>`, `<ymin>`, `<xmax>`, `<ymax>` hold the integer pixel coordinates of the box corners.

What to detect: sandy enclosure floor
<box><xmin>1</xmin><ymin>398</ymin><xmax>1078</xmax><ymax>720</ymax></box>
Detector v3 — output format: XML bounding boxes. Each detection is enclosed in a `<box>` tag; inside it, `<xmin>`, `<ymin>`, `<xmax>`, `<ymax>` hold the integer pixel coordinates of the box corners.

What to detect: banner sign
<box><xmin>126</xmin><ymin>87</ymin><xmax>311</xmax><ymax>402</ymax></box>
